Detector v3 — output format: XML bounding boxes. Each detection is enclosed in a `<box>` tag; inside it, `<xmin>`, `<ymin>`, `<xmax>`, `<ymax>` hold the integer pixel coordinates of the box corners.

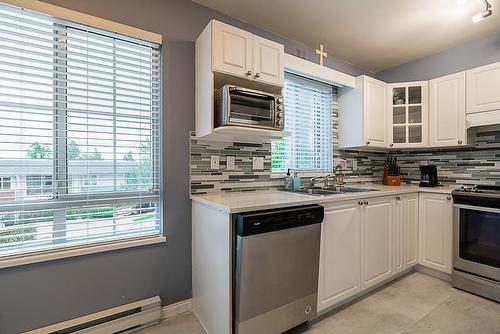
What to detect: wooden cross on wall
<box><xmin>316</xmin><ymin>44</ymin><xmax>328</xmax><ymax>66</ymax></box>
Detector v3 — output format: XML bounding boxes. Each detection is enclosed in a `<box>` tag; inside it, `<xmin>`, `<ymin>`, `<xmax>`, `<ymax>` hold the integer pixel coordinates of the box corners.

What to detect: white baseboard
<box><xmin>415</xmin><ymin>264</ymin><xmax>452</xmax><ymax>282</ymax></box>
<box><xmin>161</xmin><ymin>299</ymin><xmax>193</xmax><ymax>321</ymax></box>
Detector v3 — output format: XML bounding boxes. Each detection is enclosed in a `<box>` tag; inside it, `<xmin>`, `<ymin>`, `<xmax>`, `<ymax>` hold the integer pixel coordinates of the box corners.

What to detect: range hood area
<box><xmin>465</xmin><ymin>61</ymin><xmax>500</xmax><ymax>128</ymax></box>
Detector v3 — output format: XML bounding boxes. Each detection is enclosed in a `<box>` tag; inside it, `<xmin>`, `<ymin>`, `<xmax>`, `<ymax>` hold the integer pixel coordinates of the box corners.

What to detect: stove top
<box><xmin>453</xmin><ymin>185</ymin><xmax>500</xmax><ymax>208</ymax></box>
<box><xmin>453</xmin><ymin>185</ymin><xmax>500</xmax><ymax>195</ymax></box>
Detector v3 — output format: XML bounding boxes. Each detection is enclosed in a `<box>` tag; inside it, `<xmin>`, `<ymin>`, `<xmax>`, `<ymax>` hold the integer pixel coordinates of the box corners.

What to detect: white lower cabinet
<box><xmin>405</xmin><ymin>194</ymin><xmax>419</xmax><ymax>267</ymax></box>
<box><xmin>418</xmin><ymin>193</ymin><xmax>453</xmax><ymax>274</ymax></box>
<box><xmin>317</xmin><ymin>201</ymin><xmax>361</xmax><ymax>311</ymax></box>
<box><xmin>394</xmin><ymin>194</ymin><xmax>419</xmax><ymax>275</ymax></box>
<box><xmin>361</xmin><ymin>197</ymin><xmax>394</xmax><ymax>289</ymax></box>
<box><xmin>318</xmin><ymin>194</ymin><xmax>422</xmax><ymax>312</ymax></box>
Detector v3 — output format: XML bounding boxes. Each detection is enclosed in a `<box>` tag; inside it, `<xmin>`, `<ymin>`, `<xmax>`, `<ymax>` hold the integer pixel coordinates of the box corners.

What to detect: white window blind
<box><xmin>272</xmin><ymin>73</ymin><xmax>334</xmax><ymax>172</ymax></box>
<box><xmin>0</xmin><ymin>3</ymin><xmax>162</xmax><ymax>259</ymax></box>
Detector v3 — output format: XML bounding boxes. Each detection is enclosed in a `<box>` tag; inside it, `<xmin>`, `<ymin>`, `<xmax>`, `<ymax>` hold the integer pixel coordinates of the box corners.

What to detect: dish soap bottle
<box><xmin>284</xmin><ymin>169</ymin><xmax>292</xmax><ymax>190</ymax></box>
<box><xmin>292</xmin><ymin>172</ymin><xmax>301</xmax><ymax>190</ymax></box>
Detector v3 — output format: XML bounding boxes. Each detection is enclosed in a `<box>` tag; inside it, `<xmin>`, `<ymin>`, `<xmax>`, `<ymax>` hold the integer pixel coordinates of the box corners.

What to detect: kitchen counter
<box><xmin>190</xmin><ymin>184</ymin><xmax>458</xmax><ymax>213</ymax></box>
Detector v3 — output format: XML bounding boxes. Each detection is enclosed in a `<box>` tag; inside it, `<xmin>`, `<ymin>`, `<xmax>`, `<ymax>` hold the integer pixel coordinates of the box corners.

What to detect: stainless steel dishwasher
<box><xmin>234</xmin><ymin>205</ymin><xmax>324</xmax><ymax>334</ymax></box>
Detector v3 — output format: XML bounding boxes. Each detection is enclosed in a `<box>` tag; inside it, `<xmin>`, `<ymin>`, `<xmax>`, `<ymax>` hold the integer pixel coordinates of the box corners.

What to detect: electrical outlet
<box><xmin>210</xmin><ymin>155</ymin><xmax>220</xmax><ymax>170</ymax></box>
<box><xmin>253</xmin><ymin>157</ymin><xmax>264</xmax><ymax>170</ymax></box>
<box><xmin>226</xmin><ymin>156</ymin><xmax>236</xmax><ymax>170</ymax></box>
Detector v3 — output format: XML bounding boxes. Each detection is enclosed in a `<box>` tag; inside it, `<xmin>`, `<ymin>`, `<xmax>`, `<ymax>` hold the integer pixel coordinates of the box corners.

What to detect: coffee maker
<box><xmin>419</xmin><ymin>165</ymin><xmax>438</xmax><ymax>187</ymax></box>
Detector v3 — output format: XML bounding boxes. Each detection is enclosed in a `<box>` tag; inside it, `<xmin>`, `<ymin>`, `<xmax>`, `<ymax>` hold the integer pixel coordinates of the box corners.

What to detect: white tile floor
<box><xmin>138</xmin><ymin>272</ymin><xmax>500</xmax><ymax>334</ymax></box>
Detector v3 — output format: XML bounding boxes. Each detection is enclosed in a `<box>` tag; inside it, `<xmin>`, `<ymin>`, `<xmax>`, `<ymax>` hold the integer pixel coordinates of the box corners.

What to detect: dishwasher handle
<box><xmin>235</xmin><ymin>205</ymin><xmax>324</xmax><ymax>237</ymax></box>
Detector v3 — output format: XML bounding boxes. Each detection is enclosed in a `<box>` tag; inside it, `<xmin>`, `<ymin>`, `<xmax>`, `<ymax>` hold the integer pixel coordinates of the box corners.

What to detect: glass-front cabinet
<box><xmin>388</xmin><ymin>82</ymin><xmax>428</xmax><ymax>148</ymax></box>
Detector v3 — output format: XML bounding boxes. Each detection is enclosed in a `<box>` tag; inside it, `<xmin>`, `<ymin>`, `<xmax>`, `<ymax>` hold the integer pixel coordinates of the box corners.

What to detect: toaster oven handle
<box><xmin>229</xmin><ymin>86</ymin><xmax>275</xmax><ymax>99</ymax></box>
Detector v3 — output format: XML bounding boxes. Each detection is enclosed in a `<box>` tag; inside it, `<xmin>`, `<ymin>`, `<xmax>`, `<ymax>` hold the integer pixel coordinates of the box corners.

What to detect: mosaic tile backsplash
<box><xmin>393</xmin><ymin>127</ymin><xmax>500</xmax><ymax>186</ymax></box>
<box><xmin>190</xmin><ymin>126</ymin><xmax>500</xmax><ymax>194</ymax></box>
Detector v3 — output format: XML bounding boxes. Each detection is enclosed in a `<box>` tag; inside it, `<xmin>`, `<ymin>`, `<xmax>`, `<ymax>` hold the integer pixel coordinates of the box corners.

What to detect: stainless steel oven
<box><xmin>215</xmin><ymin>85</ymin><xmax>284</xmax><ymax>131</ymax></box>
<box><xmin>452</xmin><ymin>185</ymin><xmax>500</xmax><ymax>302</ymax></box>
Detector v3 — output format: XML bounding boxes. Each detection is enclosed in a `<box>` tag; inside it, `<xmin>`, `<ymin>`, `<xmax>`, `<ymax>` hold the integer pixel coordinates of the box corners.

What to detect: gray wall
<box><xmin>376</xmin><ymin>31</ymin><xmax>500</xmax><ymax>82</ymax></box>
<box><xmin>0</xmin><ymin>1</ymin><xmax>370</xmax><ymax>333</ymax></box>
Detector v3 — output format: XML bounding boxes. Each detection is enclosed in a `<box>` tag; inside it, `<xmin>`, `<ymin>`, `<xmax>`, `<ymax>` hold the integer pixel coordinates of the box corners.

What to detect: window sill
<box><xmin>0</xmin><ymin>235</ymin><xmax>166</xmax><ymax>269</ymax></box>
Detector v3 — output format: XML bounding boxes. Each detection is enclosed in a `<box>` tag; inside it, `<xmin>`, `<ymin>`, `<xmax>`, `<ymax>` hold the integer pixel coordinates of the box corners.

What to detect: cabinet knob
<box><xmin>458</xmin><ymin>140</ymin><xmax>463</xmax><ymax>144</ymax></box>
<box><xmin>358</xmin><ymin>201</ymin><xmax>363</xmax><ymax>206</ymax></box>
<box><xmin>396</xmin><ymin>196</ymin><xmax>401</xmax><ymax>200</ymax></box>
<box><xmin>390</xmin><ymin>143</ymin><xmax>394</xmax><ymax>147</ymax></box>
<box><xmin>366</xmin><ymin>141</ymin><xmax>371</xmax><ymax>145</ymax></box>
<box><xmin>363</xmin><ymin>200</ymin><xmax>368</xmax><ymax>206</ymax></box>
<box><xmin>255</xmin><ymin>73</ymin><xmax>261</xmax><ymax>78</ymax></box>
<box><xmin>446</xmin><ymin>196</ymin><xmax>452</xmax><ymax>200</ymax></box>
<box><xmin>246</xmin><ymin>70</ymin><xmax>253</xmax><ymax>76</ymax></box>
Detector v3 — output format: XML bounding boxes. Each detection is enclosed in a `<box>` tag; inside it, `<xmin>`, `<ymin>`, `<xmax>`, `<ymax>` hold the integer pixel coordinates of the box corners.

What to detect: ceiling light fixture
<box><xmin>472</xmin><ymin>0</ymin><xmax>492</xmax><ymax>23</ymax></box>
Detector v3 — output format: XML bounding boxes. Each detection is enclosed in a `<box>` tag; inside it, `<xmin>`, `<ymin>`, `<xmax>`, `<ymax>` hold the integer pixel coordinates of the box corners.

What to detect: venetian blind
<box><xmin>272</xmin><ymin>73</ymin><xmax>334</xmax><ymax>172</ymax></box>
<box><xmin>0</xmin><ymin>3</ymin><xmax>162</xmax><ymax>258</ymax></box>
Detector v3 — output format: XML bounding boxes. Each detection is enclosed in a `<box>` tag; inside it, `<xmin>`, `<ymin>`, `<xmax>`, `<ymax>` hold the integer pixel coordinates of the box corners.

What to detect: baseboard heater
<box><xmin>24</xmin><ymin>296</ymin><xmax>161</xmax><ymax>334</ymax></box>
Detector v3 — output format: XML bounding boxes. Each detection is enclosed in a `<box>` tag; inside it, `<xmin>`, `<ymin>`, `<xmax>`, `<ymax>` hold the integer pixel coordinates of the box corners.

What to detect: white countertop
<box><xmin>190</xmin><ymin>184</ymin><xmax>458</xmax><ymax>213</ymax></box>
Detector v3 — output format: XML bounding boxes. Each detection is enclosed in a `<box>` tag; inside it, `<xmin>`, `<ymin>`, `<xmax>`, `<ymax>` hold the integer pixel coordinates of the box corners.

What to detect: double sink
<box><xmin>284</xmin><ymin>186</ymin><xmax>380</xmax><ymax>196</ymax></box>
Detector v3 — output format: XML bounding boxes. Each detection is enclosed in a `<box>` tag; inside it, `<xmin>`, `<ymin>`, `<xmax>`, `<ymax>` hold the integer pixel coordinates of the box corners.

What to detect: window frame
<box><xmin>271</xmin><ymin>72</ymin><xmax>335</xmax><ymax>175</ymax></box>
<box><xmin>0</xmin><ymin>5</ymin><xmax>164</xmax><ymax>266</ymax></box>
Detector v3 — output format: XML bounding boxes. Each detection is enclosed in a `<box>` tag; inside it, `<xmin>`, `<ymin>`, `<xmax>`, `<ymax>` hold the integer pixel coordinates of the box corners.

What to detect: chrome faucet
<box><xmin>310</xmin><ymin>174</ymin><xmax>336</xmax><ymax>188</ymax></box>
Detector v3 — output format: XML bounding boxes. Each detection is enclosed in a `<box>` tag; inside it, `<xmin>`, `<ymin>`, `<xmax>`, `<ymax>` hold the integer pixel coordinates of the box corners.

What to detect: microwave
<box><xmin>215</xmin><ymin>85</ymin><xmax>284</xmax><ymax>131</ymax></box>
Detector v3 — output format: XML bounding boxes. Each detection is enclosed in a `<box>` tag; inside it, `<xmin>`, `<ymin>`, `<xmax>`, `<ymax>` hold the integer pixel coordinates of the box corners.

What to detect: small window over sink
<box><xmin>271</xmin><ymin>73</ymin><xmax>334</xmax><ymax>172</ymax></box>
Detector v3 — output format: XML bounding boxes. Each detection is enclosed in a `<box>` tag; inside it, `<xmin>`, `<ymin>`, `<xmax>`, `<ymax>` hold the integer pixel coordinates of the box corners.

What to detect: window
<box><xmin>0</xmin><ymin>177</ymin><xmax>11</xmax><ymax>190</ymax></box>
<box><xmin>26</xmin><ymin>175</ymin><xmax>53</xmax><ymax>195</ymax></box>
<box><xmin>272</xmin><ymin>73</ymin><xmax>334</xmax><ymax>172</ymax></box>
<box><xmin>0</xmin><ymin>3</ymin><xmax>161</xmax><ymax>259</ymax></box>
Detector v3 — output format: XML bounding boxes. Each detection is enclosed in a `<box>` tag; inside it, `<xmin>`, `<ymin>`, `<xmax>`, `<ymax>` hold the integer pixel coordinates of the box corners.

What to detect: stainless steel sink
<box><xmin>341</xmin><ymin>187</ymin><xmax>380</xmax><ymax>193</ymax></box>
<box><xmin>289</xmin><ymin>188</ymin><xmax>343</xmax><ymax>196</ymax></box>
<box><xmin>283</xmin><ymin>186</ymin><xmax>380</xmax><ymax>196</ymax></box>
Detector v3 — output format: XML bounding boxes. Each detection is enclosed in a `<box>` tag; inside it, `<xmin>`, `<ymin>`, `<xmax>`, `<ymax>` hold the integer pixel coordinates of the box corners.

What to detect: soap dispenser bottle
<box><xmin>292</xmin><ymin>172</ymin><xmax>301</xmax><ymax>189</ymax></box>
<box><xmin>284</xmin><ymin>169</ymin><xmax>292</xmax><ymax>190</ymax></box>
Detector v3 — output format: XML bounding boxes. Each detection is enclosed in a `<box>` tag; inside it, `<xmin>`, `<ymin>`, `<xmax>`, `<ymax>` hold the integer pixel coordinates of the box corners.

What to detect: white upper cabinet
<box><xmin>418</xmin><ymin>193</ymin><xmax>453</xmax><ymax>274</ymax></box>
<box><xmin>252</xmin><ymin>35</ymin><xmax>284</xmax><ymax>86</ymax></box>
<box><xmin>211</xmin><ymin>21</ymin><xmax>284</xmax><ymax>86</ymax></box>
<box><xmin>466</xmin><ymin>61</ymin><xmax>500</xmax><ymax>114</ymax></box>
<box><xmin>429</xmin><ymin>72</ymin><xmax>466</xmax><ymax>147</ymax></box>
<box><xmin>388</xmin><ymin>82</ymin><xmax>428</xmax><ymax>149</ymax></box>
<box><xmin>212</xmin><ymin>21</ymin><xmax>253</xmax><ymax>79</ymax></box>
<box><xmin>339</xmin><ymin>75</ymin><xmax>388</xmax><ymax>149</ymax></box>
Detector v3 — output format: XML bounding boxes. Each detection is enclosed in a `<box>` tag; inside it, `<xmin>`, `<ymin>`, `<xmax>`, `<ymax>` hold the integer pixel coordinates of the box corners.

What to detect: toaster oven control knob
<box><xmin>277</xmin><ymin>119</ymin><xmax>283</xmax><ymax>127</ymax></box>
<box><xmin>277</xmin><ymin>112</ymin><xmax>283</xmax><ymax>118</ymax></box>
<box><xmin>277</xmin><ymin>97</ymin><xmax>283</xmax><ymax>104</ymax></box>
<box><xmin>255</xmin><ymin>73</ymin><xmax>261</xmax><ymax>78</ymax></box>
<box><xmin>277</xmin><ymin>105</ymin><xmax>283</xmax><ymax>111</ymax></box>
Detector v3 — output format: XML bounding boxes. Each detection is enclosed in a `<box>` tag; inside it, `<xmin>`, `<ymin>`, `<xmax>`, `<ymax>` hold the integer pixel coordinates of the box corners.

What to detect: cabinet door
<box><xmin>430</xmin><ymin>72</ymin><xmax>466</xmax><ymax>147</ymax></box>
<box><xmin>405</xmin><ymin>194</ymin><xmax>419</xmax><ymax>267</ymax></box>
<box><xmin>466</xmin><ymin>61</ymin><xmax>500</xmax><ymax>114</ymax></box>
<box><xmin>252</xmin><ymin>35</ymin><xmax>284</xmax><ymax>86</ymax></box>
<box><xmin>318</xmin><ymin>202</ymin><xmax>361</xmax><ymax>311</ymax></box>
<box><xmin>418</xmin><ymin>193</ymin><xmax>453</xmax><ymax>274</ymax></box>
<box><xmin>363</xmin><ymin>77</ymin><xmax>388</xmax><ymax>148</ymax></box>
<box><xmin>361</xmin><ymin>197</ymin><xmax>393</xmax><ymax>289</ymax></box>
<box><xmin>393</xmin><ymin>196</ymin><xmax>405</xmax><ymax>274</ymax></box>
<box><xmin>388</xmin><ymin>82</ymin><xmax>428</xmax><ymax>149</ymax></box>
<box><xmin>212</xmin><ymin>21</ymin><xmax>253</xmax><ymax>78</ymax></box>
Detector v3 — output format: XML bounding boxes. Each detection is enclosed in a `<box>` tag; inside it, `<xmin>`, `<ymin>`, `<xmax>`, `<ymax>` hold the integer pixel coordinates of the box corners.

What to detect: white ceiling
<box><xmin>193</xmin><ymin>0</ymin><xmax>500</xmax><ymax>72</ymax></box>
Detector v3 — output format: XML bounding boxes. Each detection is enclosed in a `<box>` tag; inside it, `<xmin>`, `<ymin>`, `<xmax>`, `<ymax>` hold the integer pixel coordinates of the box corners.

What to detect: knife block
<box><xmin>383</xmin><ymin>166</ymin><xmax>401</xmax><ymax>186</ymax></box>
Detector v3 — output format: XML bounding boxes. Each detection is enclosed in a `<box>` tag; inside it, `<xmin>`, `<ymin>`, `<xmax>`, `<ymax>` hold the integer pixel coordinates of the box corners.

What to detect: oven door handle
<box><xmin>453</xmin><ymin>203</ymin><xmax>500</xmax><ymax>214</ymax></box>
